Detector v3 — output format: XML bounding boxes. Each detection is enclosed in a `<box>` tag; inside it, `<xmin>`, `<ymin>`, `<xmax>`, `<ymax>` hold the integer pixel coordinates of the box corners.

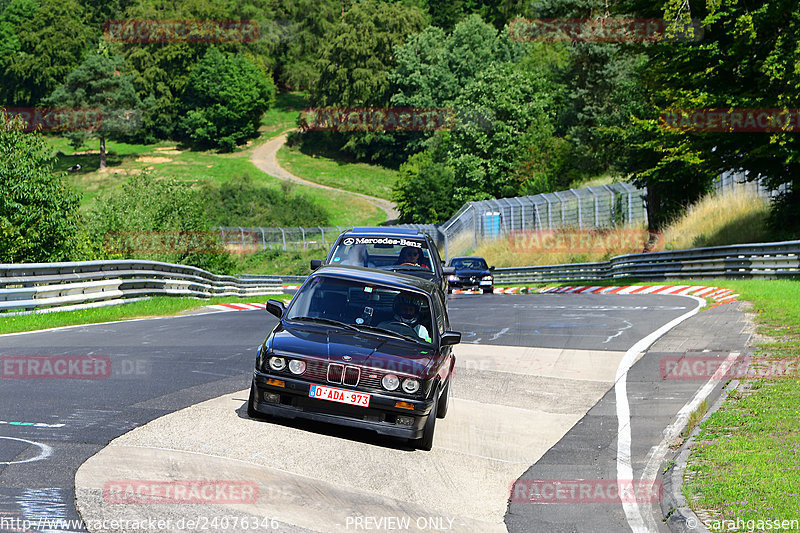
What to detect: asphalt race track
<box><xmin>0</xmin><ymin>292</ymin><xmax>751</xmax><ymax>532</ymax></box>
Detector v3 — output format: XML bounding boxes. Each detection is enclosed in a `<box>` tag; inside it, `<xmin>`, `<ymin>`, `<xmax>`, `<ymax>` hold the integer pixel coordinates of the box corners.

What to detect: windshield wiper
<box><xmin>288</xmin><ymin>316</ymin><xmax>360</xmax><ymax>332</ymax></box>
<box><xmin>352</xmin><ymin>324</ymin><xmax>423</xmax><ymax>344</ymax></box>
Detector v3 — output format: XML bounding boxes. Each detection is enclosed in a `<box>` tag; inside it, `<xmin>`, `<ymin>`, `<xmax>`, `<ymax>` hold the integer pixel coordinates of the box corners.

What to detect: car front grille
<box><xmin>297</xmin><ymin>360</ymin><xmax>385</xmax><ymax>391</ymax></box>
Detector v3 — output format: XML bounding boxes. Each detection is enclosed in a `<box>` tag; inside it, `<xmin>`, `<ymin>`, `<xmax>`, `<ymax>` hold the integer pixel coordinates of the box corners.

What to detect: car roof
<box><xmin>451</xmin><ymin>256</ymin><xmax>486</xmax><ymax>261</ymax></box>
<box><xmin>345</xmin><ymin>226</ymin><xmax>423</xmax><ymax>236</ymax></box>
<box><xmin>310</xmin><ymin>265</ymin><xmax>438</xmax><ymax>294</ymax></box>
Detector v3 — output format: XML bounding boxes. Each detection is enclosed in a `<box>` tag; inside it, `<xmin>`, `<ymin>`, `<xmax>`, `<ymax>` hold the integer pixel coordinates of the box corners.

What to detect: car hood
<box><xmin>271</xmin><ymin>324</ymin><xmax>435</xmax><ymax>376</ymax></box>
<box><xmin>453</xmin><ymin>268</ymin><xmax>491</xmax><ymax>277</ymax></box>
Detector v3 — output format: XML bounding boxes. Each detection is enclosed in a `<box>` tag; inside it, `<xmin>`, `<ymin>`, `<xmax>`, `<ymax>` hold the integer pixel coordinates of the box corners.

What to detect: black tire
<box><xmin>247</xmin><ymin>381</ymin><xmax>264</xmax><ymax>419</ymax></box>
<box><xmin>436</xmin><ymin>379</ymin><xmax>450</xmax><ymax>419</ymax></box>
<box><xmin>483</xmin><ymin>286</ymin><xmax>493</xmax><ymax>294</ymax></box>
<box><xmin>415</xmin><ymin>391</ymin><xmax>438</xmax><ymax>451</ymax></box>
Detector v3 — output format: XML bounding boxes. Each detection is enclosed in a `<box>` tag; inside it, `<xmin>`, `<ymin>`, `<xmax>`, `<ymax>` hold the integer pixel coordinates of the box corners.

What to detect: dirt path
<box><xmin>251</xmin><ymin>131</ymin><xmax>399</xmax><ymax>222</ymax></box>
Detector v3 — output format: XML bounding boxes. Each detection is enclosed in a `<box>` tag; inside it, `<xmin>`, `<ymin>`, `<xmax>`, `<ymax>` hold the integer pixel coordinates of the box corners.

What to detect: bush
<box><xmin>0</xmin><ymin>112</ymin><xmax>84</xmax><ymax>262</ymax></box>
<box><xmin>85</xmin><ymin>174</ymin><xmax>235</xmax><ymax>274</ymax></box>
<box><xmin>198</xmin><ymin>176</ymin><xmax>329</xmax><ymax>227</ymax></box>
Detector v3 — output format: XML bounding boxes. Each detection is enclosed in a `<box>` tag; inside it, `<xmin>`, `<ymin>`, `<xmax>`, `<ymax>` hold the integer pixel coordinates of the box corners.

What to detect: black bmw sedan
<box><xmin>248</xmin><ymin>265</ymin><xmax>460</xmax><ymax>450</ymax></box>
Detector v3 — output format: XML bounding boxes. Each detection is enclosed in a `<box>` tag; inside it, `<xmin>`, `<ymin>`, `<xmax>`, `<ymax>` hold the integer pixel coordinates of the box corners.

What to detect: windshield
<box><xmin>286</xmin><ymin>275</ymin><xmax>434</xmax><ymax>344</ymax></box>
<box><xmin>451</xmin><ymin>258</ymin><xmax>488</xmax><ymax>270</ymax></box>
<box><xmin>329</xmin><ymin>236</ymin><xmax>433</xmax><ymax>271</ymax></box>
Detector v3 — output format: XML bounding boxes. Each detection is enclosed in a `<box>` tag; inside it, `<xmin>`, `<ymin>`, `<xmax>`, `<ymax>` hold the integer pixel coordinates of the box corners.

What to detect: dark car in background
<box><xmin>310</xmin><ymin>227</ymin><xmax>453</xmax><ymax>296</ymax></box>
<box><xmin>248</xmin><ymin>265</ymin><xmax>460</xmax><ymax>450</ymax></box>
<box><xmin>447</xmin><ymin>256</ymin><xmax>494</xmax><ymax>294</ymax></box>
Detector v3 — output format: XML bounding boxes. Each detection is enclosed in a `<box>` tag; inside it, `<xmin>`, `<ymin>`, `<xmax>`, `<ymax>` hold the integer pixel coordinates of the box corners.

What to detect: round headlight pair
<box><xmin>381</xmin><ymin>374</ymin><xmax>420</xmax><ymax>394</ymax></box>
<box><xmin>269</xmin><ymin>356</ymin><xmax>306</xmax><ymax>375</ymax></box>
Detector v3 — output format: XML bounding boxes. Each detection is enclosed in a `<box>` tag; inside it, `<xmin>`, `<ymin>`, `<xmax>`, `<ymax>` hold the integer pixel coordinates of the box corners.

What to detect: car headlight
<box><xmin>482</xmin><ymin>275</ymin><xmax>493</xmax><ymax>280</ymax></box>
<box><xmin>402</xmin><ymin>378</ymin><xmax>420</xmax><ymax>394</ymax></box>
<box><xmin>269</xmin><ymin>356</ymin><xmax>286</xmax><ymax>371</ymax></box>
<box><xmin>382</xmin><ymin>374</ymin><xmax>400</xmax><ymax>391</ymax></box>
<box><xmin>448</xmin><ymin>275</ymin><xmax>458</xmax><ymax>281</ymax></box>
<box><xmin>288</xmin><ymin>359</ymin><xmax>306</xmax><ymax>375</ymax></box>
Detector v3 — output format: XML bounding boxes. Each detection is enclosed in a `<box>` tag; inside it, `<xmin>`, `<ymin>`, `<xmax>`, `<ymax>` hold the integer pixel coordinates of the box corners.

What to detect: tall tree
<box><xmin>44</xmin><ymin>45</ymin><xmax>142</xmax><ymax>169</ymax></box>
<box><xmin>617</xmin><ymin>0</ymin><xmax>800</xmax><ymax>229</ymax></box>
<box><xmin>1</xmin><ymin>0</ymin><xmax>96</xmax><ymax>106</ymax></box>
<box><xmin>179</xmin><ymin>47</ymin><xmax>275</xmax><ymax>151</ymax></box>
<box><xmin>312</xmin><ymin>0</ymin><xmax>427</xmax><ymax>107</ymax></box>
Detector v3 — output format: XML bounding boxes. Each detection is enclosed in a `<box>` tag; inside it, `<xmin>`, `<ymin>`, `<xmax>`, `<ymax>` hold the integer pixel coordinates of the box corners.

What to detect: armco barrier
<box><xmin>2</xmin><ymin>240</ymin><xmax>798</xmax><ymax>314</ymax></box>
<box><xmin>0</xmin><ymin>260</ymin><xmax>292</xmax><ymax>314</ymax></box>
<box><xmin>492</xmin><ymin>240</ymin><xmax>800</xmax><ymax>284</ymax></box>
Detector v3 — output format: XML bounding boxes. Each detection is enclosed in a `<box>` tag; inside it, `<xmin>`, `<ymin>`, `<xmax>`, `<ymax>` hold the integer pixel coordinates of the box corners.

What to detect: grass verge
<box><xmin>678</xmin><ymin>279</ymin><xmax>800</xmax><ymax>529</ymax></box>
<box><xmin>0</xmin><ymin>294</ymin><xmax>292</xmax><ymax>336</ymax></box>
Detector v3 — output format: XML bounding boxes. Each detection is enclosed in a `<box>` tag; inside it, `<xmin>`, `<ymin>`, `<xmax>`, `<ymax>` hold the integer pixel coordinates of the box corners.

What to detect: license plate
<box><xmin>480</xmin><ymin>280</ymin><xmax>492</xmax><ymax>285</ymax></box>
<box><xmin>309</xmin><ymin>384</ymin><xmax>371</xmax><ymax>407</ymax></box>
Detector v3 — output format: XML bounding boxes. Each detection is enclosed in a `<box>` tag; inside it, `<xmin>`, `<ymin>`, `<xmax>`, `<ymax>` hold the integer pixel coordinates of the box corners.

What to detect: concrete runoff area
<box><xmin>75</xmin><ymin>345</ymin><xmax>629</xmax><ymax>532</ymax></box>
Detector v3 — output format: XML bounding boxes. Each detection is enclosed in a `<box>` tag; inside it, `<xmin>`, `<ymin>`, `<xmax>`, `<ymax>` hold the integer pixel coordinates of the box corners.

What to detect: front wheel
<box><xmin>414</xmin><ymin>391</ymin><xmax>438</xmax><ymax>451</ymax></box>
<box><xmin>483</xmin><ymin>286</ymin><xmax>493</xmax><ymax>294</ymax></box>
<box><xmin>436</xmin><ymin>379</ymin><xmax>450</xmax><ymax>419</ymax></box>
<box><xmin>247</xmin><ymin>381</ymin><xmax>265</xmax><ymax>419</ymax></box>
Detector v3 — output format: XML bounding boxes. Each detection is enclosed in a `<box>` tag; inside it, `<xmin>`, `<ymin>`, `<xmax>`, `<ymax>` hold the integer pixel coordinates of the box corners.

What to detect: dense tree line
<box><xmin>2</xmin><ymin>0</ymin><xmax>798</xmax><ymax>267</ymax></box>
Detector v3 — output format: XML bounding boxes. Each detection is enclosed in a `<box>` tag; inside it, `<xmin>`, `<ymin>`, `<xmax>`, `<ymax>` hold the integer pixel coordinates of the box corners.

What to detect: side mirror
<box><xmin>440</xmin><ymin>331</ymin><xmax>461</xmax><ymax>346</ymax></box>
<box><xmin>489</xmin><ymin>266</ymin><xmax>495</xmax><ymax>271</ymax></box>
<box><xmin>442</xmin><ymin>266</ymin><xmax>455</xmax><ymax>275</ymax></box>
<box><xmin>310</xmin><ymin>259</ymin><xmax>323</xmax><ymax>270</ymax></box>
<box><xmin>266</xmin><ymin>299</ymin><xmax>285</xmax><ymax>319</ymax></box>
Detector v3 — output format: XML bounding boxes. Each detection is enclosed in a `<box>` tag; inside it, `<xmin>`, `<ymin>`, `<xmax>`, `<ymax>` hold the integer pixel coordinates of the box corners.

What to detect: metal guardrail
<box><xmin>0</xmin><ymin>260</ymin><xmax>293</xmax><ymax>314</ymax></box>
<box><xmin>493</xmin><ymin>240</ymin><xmax>800</xmax><ymax>284</ymax></box>
<box><xmin>3</xmin><ymin>240</ymin><xmax>798</xmax><ymax>314</ymax></box>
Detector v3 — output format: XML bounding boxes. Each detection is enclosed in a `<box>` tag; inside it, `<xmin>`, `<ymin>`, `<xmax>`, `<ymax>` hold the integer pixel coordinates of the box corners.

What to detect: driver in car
<box><xmin>396</xmin><ymin>246</ymin><xmax>429</xmax><ymax>269</ymax></box>
<box><xmin>380</xmin><ymin>294</ymin><xmax>431</xmax><ymax>343</ymax></box>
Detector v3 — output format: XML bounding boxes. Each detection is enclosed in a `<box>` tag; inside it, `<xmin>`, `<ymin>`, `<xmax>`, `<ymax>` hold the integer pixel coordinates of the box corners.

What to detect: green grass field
<box><xmin>276</xmin><ymin>142</ymin><xmax>400</xmax><ymax>201</ymax></box>
<box><xmin>45</xmin><ymin>92</ymin><xmax>388</xmax><ymax>226</ymax></box>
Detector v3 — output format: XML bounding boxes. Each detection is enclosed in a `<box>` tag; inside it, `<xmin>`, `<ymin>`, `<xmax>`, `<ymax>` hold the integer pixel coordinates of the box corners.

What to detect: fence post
<box><xmin>279</xmin><ymin>228</ymin><xmax>286</xmax><ymax>251</ymax></box>
<box><xmin>319</xmin><ymin>226</ymin><xmax>325</xmax><ymax>247</ymax></box>
<box><xmin>570</xmin><ymin>189</ymin><xmax>582</xmax><ymax>229</ymax></box>
<box><xmin>299</xmin><ymin>227</ymin><xmax>306</xmax><ymax>248</ymax></box>
<box><xmin>553</xmin><ymin>191</ymin><xmax>566</xmax><ymax>227</ymax></box>
<box><xmin>543</xmin><ymin>196</ymin><xmax>552</xmax><ymax>229</ymax></box>
<box><xmin>238</xmin><ymin>227</ymin><xmax>245</xmax><ymax>250</ymax></box>
<box><xmin>259</xmin><ymin>227</ymin><xmax>266</xmax><ymax>249</ymax></box>
<box><xmin>588</xmin><ymin>187</ymin><xmax>599</xmax><ymax>227</ymax></box>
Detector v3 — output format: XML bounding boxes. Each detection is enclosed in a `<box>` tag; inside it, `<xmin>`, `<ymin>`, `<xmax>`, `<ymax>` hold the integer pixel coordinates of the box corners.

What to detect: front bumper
<box><xmin>251</xmin><ymin>371</ymin><xmax>434</xmax><ymax>439</ymax></box>
<box><xmin>449</xmin><ymin>278</ymin><xmax>493</xmax><ymax>290</ymax></box>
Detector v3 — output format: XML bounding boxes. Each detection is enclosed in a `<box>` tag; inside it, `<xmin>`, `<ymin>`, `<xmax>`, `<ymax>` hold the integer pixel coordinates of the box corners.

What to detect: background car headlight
<box><xmin>402</xmin><ymin>378</ymin><xmax>420</xmax><ymax>394</ymax></box>
<box><xmin>269</xmin><ymin>356</ymin><xmax>286</xmax><ymax>371</ymax></box>
<box><xmin>482</xmin><ymin>275</ymin><xmax>493</xmax><ymax>281</ymax></box>
<box><xmin>448</xmin><ymin>275</ymin><xmax>458</xmax><ymax>281</ymax></box>
<box><xmin>382</xmin><ymin>374</ymin><xmax>400</xmax><ymax>391</ymax></box>
<box><xmin>288</xmin><ymin>359</ymin><xmax>306</xmax><ymax>375</ymax></box>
